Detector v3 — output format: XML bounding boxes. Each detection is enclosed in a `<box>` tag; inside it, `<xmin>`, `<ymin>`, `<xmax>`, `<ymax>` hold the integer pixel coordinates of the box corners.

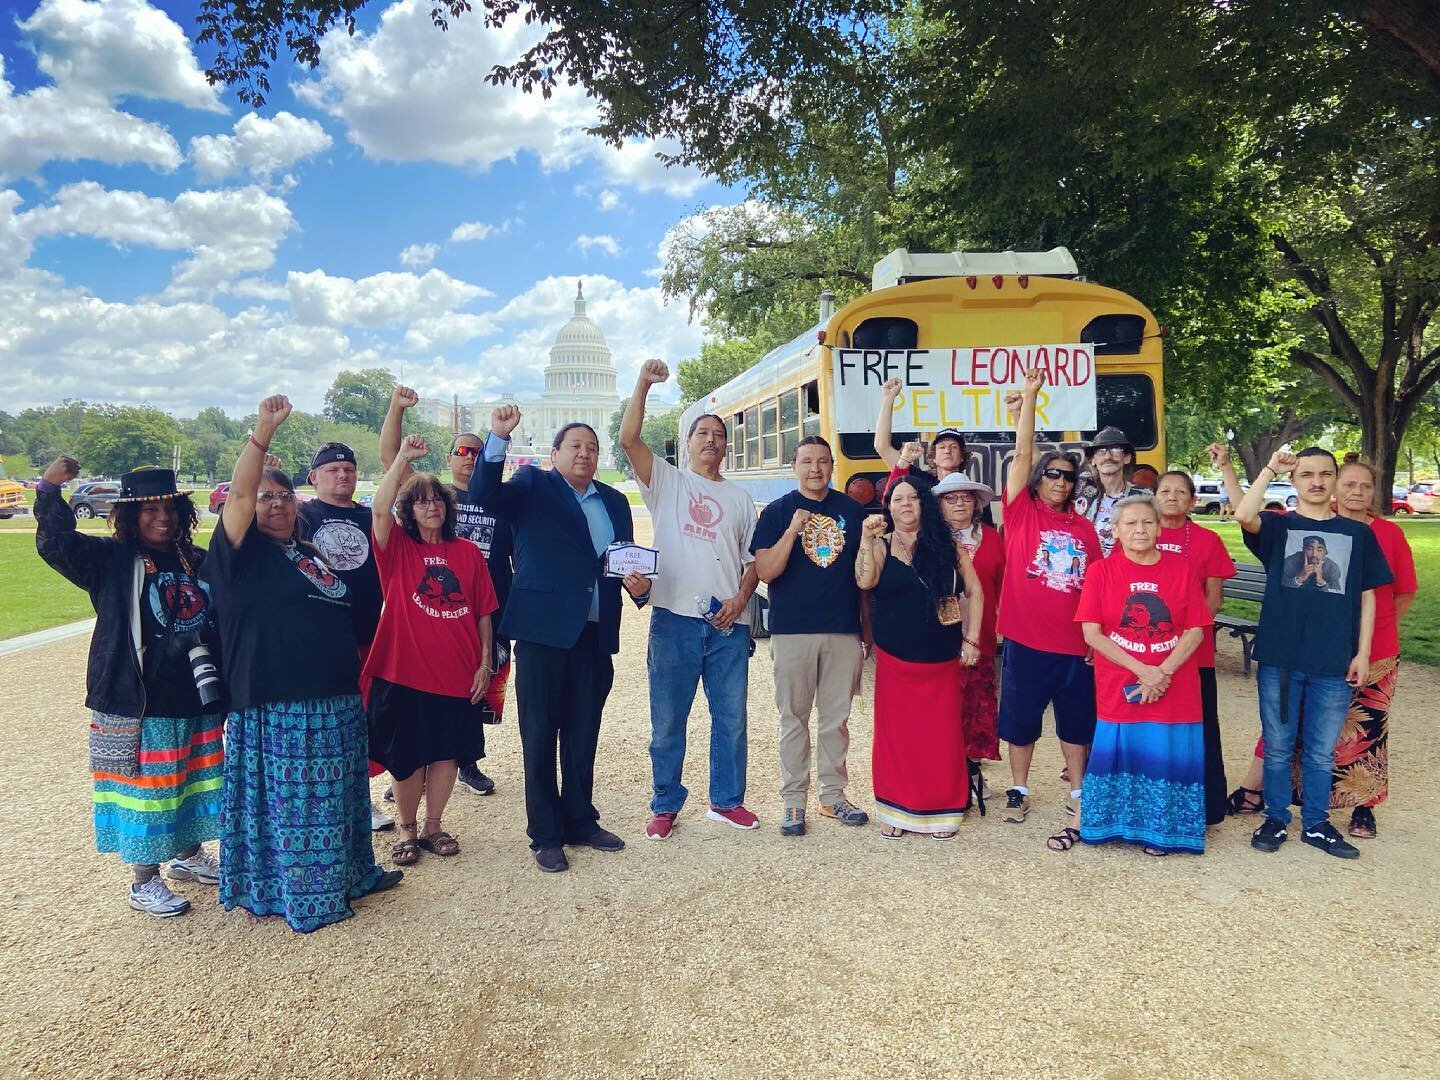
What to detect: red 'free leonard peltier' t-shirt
<box><xmin>363</xmin><ymin>526</ymin><xmax>498</xmax><ymax>700</ymax></box>
<box><xmin>1368</xmin><ymin>514</ymin><xmax>1418</xmax><ymax>662</ymax></box>
<box><xmin>1075</xmin><ymin>549</ymin><xmax>1211</xmax><ymax>723</ymax></box>
<box><xmin>1157</xmin><ymin>521</ymin><xmax>1235</xmax><ymax>668</ymax></box>
<box><xmin>997</xmin><ymin>488</ymin><xmax>1101</xmax><ymax>656</ymax></box>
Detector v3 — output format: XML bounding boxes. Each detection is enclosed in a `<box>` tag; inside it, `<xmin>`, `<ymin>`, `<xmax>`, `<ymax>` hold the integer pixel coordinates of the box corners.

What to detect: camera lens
<box><xmin>187</xmin><ymin>643</ymin><xmax>223</xmax><ymax>708</ymax></box>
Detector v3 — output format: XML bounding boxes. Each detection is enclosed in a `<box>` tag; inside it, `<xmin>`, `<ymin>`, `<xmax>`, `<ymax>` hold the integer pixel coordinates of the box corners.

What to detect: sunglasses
<box><xmin>1041</xmin><ymin>468</ymin><xmax>1077</xmax><ymax>482</ymax></box>
<box><xmin>450</xmin><ymin>445</ymin><xmax>481</xmax><ymax>459</ymax></box>
<box><xmin>257</xmin><ymin>490</ymin><xmax>296</xmax><ymax>503</ymax></box>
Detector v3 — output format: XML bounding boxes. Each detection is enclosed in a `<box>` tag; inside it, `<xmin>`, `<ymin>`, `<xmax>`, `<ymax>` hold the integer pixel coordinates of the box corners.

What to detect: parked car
<box><xmin>209</xmin><ymin>482</ymin><xmax>230</xmax><ymax>515</ymax></box>
<box><xmin>1191</xmin><ymin>479</ymin><xmax>1228</xmax><ymax>514</ymax></box>
<box><xmin>1392</xmin><ymin>487</ymin><xmax>1414</xmax><ymax>514</ymax></box>
<box><xmin>1406</xmin><ymin>482</ymin><xmax>1437</xmax><ymax>514</ymax></box>
<box><xmin>69</xmin><ymin>481</ymin><xmax>123</xmax><ymax>519</ymax></box>
<box><xmin>1262</xmin><ymin>481</ymin><xmax>1298</xmax><ymax>510</ymax></box>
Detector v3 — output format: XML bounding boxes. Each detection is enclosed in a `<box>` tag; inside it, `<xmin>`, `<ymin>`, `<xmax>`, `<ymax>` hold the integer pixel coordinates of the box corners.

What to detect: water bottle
<box><xmin>696</xmin><ymin>595</ymin><xmax>734</xmax><ymax>636</ymax></box>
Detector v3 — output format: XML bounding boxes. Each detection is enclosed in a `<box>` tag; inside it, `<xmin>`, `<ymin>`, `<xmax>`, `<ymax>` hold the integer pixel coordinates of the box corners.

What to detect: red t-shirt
<box><xmin>958</xmin><ymin>523</ymin><xmax>1005</xmax><ymax>655</ymax></box>
<box><xmin>1157</xmin><ymin>520</ymin><xmax>1235</xmax><ymax>668</ymax></box>
<box><xmin>1369</xmin><ymin>515</ymin><xmax>1418</xmax><ymax>662</ymax></box>
<box><xmin>1075</xmin><ymin>549</ymin><xmax>1212</xmax><ymax>723</ymax></box>
<box><xmin>997</xmin><ymin>488</ymin><xmax>1101</xmax><ymax>656</ymax></box>
<box><xmin>362</xmin><ymin>527</ymin><xmax>498</xmax><ymax>699</ymax></box>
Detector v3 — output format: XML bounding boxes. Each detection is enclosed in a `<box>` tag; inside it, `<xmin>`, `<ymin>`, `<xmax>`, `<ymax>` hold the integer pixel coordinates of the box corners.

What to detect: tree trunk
<box><xmin>1233</xmin><ymin>411</ymin><xmax>1307</xmax><ymax>482</ymax></box>
<box><xmin>1360</xmin><ymin>414</ymin><xmax>1402</xmax><ymax>514</ymax></box>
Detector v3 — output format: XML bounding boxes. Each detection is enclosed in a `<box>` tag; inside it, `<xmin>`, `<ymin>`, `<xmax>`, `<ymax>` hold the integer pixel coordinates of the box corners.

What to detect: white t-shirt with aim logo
<box><xmin>639</xmin><ymin>456</ymin><xmax>757</xmax><ymax>619</ymax></box>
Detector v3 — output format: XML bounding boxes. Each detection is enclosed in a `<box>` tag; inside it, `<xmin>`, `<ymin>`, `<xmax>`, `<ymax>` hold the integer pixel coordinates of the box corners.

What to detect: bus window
<box><xmin>1094</xmin><ymin>374</ymin><xmax>1157</xmax><ymax>449</ymax></box>
<box><xmin>762</xmin><ymin>400</ymin><xmax>779</xmax><ymax>463</ymax></box>
<box><xmin>802</xmin><ymin>381</ymin><xmax>821</xmax><ymax>440</ymax></box>
<box><xmin>1082</xmin><ymin>314</ymin><xmax>1146</xmax><ymax>355</ymax></box>
<box><xmin>780</xmin><ymin>389</ymin><xmax>800</xmax><ymax>463</ymax></box>
<box><xmin>852</xmin><ymin>317</ymin><xmax>918</xmax><ymax>350</ymax></box>
<box><xmin>731</xmin><ymin>412</ymin><xmax>744</xmax><ymax>469</ymax></box>
<box><xmin>839</xmin><ymin>431</ymin><xmax>919</xmax><ymax>460</ymax></box>
<box><xmin>744</xmin><ymin>405</ymin><xmax>760</xmax><ymax>467</ymax></box>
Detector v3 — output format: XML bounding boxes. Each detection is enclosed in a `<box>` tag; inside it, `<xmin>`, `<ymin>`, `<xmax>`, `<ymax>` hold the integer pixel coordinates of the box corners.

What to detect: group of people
<box><xmin>37</xmin><ymin>361</ymin><xmax>1416</xmax><ymax>932</ymax></box>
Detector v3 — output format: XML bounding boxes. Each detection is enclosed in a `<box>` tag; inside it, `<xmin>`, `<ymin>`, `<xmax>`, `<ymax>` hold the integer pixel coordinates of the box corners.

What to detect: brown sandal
<box><xmin>417</xmin><ymin>830</ymin><xmax>460</xmax><ymax>857</ymax></box>
<box><xmin>391</xmin><ymin>838</ymin><xmax>421</xmax><ymax>866</ymax></box>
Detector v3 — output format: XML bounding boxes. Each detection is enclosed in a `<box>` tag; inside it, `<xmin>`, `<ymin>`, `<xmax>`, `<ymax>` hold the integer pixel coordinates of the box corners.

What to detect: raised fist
<box><xmin>263</xmin><ymin>453</ymin><xmax>283</xmax><ymax>471</ymax></box>
<box><xmin>1003</xmin><ymin>391</ymin><xmax>1023</xmax><ymax>422</ymax></box>
<box><xmin>42</xmin><ymin>455</ymin><xmax>80</xmax><ymax>486</ymax></box>
<box><xmin>1021</xmin><ymin>365</ymin><xmax>1046</xmax><ymax>396</ymax></box>
<box><xmin>399</xmin><ymin>434</ymin><xmax>429</xmax><ymax>462</ymax></box>
<box><xmin>257</xmin><ymin>395</ymin><xmax>292</xmax><ymax>432</ymax></box>
<box><xmin>881</xmin><ymin>377</ymin><xmax>903</xmax><ymax>401</ymax></box>
<box><xmin>392</xmin><ymin>385</ymin><xmax>419</xmax><ymax>411</ymax></box>
<box><xmin>899</xmin><ymin>441</ymin><xmax>924</xmax><ymax>467</ymax></box>
<box><xmin>788</xmin><ymin>508</ymin><xmax>814</xmax><ymax>535</ymax></box>
<box><xmin>1205</xmin><ymin>442</ymin><xmax>1230</xmax><ymax>468</ymax></box>
<box><xmin>491</xmin><ymin>404</ymin><xmax>521</xmax><ymax>438</ymax></box>
<box><xmin>639</xmin><ymin>359</ymin><xmax>670</xmax><ymax>385</ymax></box>
<box><xmin>863</xmin><ymin>514</ymin><xmax>887</xmax><ymax>540</ymax></box>
<box><xmin>1267</xmin><ymin>450</ymin><xmax>1297</xmax><ymax>476</ymax></box>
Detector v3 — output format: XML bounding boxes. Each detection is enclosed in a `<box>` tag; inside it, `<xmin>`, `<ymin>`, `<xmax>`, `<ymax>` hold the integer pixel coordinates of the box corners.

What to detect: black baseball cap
<box><xmin>933</xmin><ymin>428</ymin><xmax>966</xmax><ymax>449</ymax></box>
<box><xmin>309</xmin><ymin>442</ymin><xmax>357</xmax><ymax>471</ymax></box>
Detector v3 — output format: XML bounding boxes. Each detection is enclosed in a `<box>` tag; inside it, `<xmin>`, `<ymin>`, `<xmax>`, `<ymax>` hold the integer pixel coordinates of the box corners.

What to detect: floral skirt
<box><xmin>90</xmin><ymin>712</ymin><xmax>223</xmax><ymax>865</ymax></box>
<box><xmin>219</xmin><ymin>695</ymin><xmax>384</xmax><ymax>933</ymax></box>
<box><xmin>959</xmin><ymin>656</ymin><xmax>1000</xmax><ymax>762</ymax></box>
<box><xmin>1081</xmin><ymin>719</ymin><xmax>1205</xmax><ymax>854</ymax></box>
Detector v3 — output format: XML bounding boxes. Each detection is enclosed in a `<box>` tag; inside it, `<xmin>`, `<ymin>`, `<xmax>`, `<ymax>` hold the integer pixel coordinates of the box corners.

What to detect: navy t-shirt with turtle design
<box><xmin>298</xmin><ymin>500</ymin><xmax>382</xmax><ymax>645</ymax></box>
<box><xmin>750</xmin><ymin>489</ymin><xmax>864</xmax><ymax>635</ymax></box>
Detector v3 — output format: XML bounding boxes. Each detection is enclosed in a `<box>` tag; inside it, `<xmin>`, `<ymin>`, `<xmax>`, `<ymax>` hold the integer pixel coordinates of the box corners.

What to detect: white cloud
<box><xmin>286</xmin><ymin>268</ymin><xmax>492</xmax><ymax>329</ymax></box>
<box><xmin>19</xmin><ymin>0</ymin><xmax>224</xmax><ymax>112</ymax></box>
<box><xmin>15</xmin><ymin>181</ymin><xmax>295</xmax><ymax>291</ymax></box>
<box><xmin>597</xmin><ymin>189</ymin><xmax>622</xmax><ymax>212</ymax></box>
<box><xmin>575</xmin><ymin>233</ymin><xmax>622</xmax><ymax>258</ymax></box>
<box><xmin>296</xmin><ymin>0</ymin><xmax>709</xmax><ymax>196</ymax></box>
<box><xmin>0</xmin><ymin>55</ymin><xmax>181</xmax><ymax>182</ymax></box>
<box><xmin>449</xmin><ymin>221</ymin><xmax>494</xmax><ymax>243</ymax></box>
<box><xmin>190</xmin><ymin>112</ymin><xmax>332</xmax><ymax>181</ymax></box>
<box><xmin>399</xmin><ymin>242</ymin><xmax>438</xmax><ymax>268</ymax></box>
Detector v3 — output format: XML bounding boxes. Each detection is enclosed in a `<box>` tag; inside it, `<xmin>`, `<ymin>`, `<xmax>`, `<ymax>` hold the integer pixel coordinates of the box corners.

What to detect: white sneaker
<box><xmin>129</xmin><ymin>875</ymin><xmax>191</xmax><ymax>918</ymax></box>
<box><xmin>371</xmin><ymin>803</ymin><xmax>395</xmax><ymax>831</ymax></box>
<box><xmin>165</xmin><ymin>849</ymin><xmax>220</xmax><ymax>885</ymax></box>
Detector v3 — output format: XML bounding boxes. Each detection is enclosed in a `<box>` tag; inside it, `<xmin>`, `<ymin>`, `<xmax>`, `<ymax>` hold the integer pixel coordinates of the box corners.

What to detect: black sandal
<box><xmin>1348</xmin><ymin>806</ymin><xmax>1377</xmax><ymax>838</ymax></box>
<box><xmin>1143</xmin><ymin>846</ymin><xmax>1168</xmax><ymax>857</ymax></box>
<box><xmin>1047</xmin><ymin>827</ymin><xmax>1080</xmax><ymax>852</ymax></box>
<box><xmin>1226</xmin><ymin>786</ymin><xmax>1263</xmax><ymax>816</ymax></box>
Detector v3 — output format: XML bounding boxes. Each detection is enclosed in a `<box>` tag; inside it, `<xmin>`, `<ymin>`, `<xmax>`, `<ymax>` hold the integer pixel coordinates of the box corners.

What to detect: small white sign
<box><xmin>602</xmin><ymin>542</ymin><xmax>660</xmax><ymax>578</ymax></box>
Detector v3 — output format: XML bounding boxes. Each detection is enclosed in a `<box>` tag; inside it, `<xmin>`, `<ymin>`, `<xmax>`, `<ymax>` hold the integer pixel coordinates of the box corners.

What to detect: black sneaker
<box><xmin>1250</xmin><ymin>817</ymin><xmax>1288</xmax><ymax>852</ymax></box>
<box><xmin>534</xmin><ymin>846</ymin><xmax>569</xmax><ymax>873</ymax></box>
<box><xmin>568</xmin><ymin>827</ymin><xmax>625</xmax><ymax>852</ymax></box>
<box><xmin>1302</xmin><ymin>820</ymin><xmax>1360</xmax><ymax>860</ymax></box>
<box><xmin>1001</xmin><ymin>788</ymin><xmax>1030</xmax><ymax>823</ymax></box>
<box><xmin>456</xmin><ymin>764</ymin><xmax>496</xmax><ymax>796</ymax></box>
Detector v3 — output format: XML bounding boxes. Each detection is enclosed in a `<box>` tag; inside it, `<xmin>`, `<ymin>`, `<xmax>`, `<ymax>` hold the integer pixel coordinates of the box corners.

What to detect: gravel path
<box><xmin>1</xmin><ymin>535</ymin><xmax>1436</xmax><ymax>1077</ymax></box>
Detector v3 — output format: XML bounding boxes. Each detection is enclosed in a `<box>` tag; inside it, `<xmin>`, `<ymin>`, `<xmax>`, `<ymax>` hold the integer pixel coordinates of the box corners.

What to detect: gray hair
<box><xmin>1113</xmin><ymin>492</ymin><xmax>1161</xmax><ymax>524</ymax></box>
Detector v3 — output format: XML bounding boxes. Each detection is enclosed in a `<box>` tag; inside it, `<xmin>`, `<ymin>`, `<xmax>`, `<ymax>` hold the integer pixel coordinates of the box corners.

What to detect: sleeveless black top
<box><xmin>871</xmin><ymin>542</ymin><xmax>964</xmax><ymax>664</ymax></box>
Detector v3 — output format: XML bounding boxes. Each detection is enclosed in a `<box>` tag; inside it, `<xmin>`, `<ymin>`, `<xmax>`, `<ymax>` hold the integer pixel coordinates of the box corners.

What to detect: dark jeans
<box><xmin>514</xmin><ymin>624</ymin><xmax>615</xmax><ymax>850</ymax></box>
<box><xmin>1257</xmin><ymin>664</ymin><xmax>1350</xmax><ymax>830</ymax></box>
<box><xmin>1200</xmin><ymin>667</ymin><xmax>1228</xmax><ymax>826</ymax></box>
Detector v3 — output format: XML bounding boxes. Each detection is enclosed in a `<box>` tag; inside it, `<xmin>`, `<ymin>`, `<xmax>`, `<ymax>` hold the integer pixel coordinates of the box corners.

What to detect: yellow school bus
<box><xmin>679</xmin><ymin>248</ymin><xmax>1165</xmax><ymax>508</ymax></box>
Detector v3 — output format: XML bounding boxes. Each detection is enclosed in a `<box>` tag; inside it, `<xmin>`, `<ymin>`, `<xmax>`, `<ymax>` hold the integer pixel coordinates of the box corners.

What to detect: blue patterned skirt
<box><xmin>1080</xmin><ymin>720</ymin><xmax>1205</xmax><ymax>854</ymax></box>
<box><xmin>219</xmin><ymin>695</ymin><xmax>384</xmax><ymax>933</ymax></box>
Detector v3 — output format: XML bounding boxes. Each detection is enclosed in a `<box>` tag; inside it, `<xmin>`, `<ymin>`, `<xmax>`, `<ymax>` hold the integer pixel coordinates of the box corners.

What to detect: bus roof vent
<box><xmin>871</xmin><ymin>248</ymin><xmax>1079</xmax><ymax>291</ymax></box>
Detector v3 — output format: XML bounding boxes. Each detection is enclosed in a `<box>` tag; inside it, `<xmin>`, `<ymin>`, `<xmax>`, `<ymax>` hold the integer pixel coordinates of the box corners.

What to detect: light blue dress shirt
<box><xmin>484</xmin><ymin>433</ymin><xmax>612</xmax><ymax>621</ymax></box>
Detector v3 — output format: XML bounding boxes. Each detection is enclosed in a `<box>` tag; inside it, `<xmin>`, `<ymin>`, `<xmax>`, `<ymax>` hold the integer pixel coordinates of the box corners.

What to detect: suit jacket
<box><xmin>470</xmin><ymin>459</ymin><xmax>639</xmax><ymax>653</ymax></box>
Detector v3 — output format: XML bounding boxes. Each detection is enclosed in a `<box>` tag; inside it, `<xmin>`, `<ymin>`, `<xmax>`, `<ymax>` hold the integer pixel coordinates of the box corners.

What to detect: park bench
<box><xmin>1215</xmin><ymin>562</ymin><xmax>1266</xmax><ymax>676</ymax></box>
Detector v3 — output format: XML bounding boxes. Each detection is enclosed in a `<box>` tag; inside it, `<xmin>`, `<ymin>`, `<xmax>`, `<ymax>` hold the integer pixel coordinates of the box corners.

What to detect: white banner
<box><xmin>830</xmin><ymin>345</ymin><xmax>1097</xmax><ymax>432</ymax></box>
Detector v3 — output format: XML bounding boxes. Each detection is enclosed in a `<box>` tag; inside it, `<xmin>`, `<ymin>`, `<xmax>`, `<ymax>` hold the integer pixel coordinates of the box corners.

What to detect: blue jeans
<box><xmin>1256</xmin><ymin>664</ymin><xmax>1352</xmax><ymax>829</ymax></box>
<box><xmin>647</xmin><ymin>606</ymin><xmax>750</xmax><ymax>814</ymax></box>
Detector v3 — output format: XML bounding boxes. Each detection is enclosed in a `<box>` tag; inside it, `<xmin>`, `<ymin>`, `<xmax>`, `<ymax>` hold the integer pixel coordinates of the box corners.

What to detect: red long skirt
<box><xmin>873</xmin><ymin>647</ymin><xmax>969</xmax><ymax>833</ymax></box>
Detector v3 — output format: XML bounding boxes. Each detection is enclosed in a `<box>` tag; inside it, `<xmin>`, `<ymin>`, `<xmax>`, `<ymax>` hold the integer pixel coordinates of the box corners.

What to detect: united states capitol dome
<box><xmin>544</xmin><ymin>281</ymin><xmax>616</xmax><ymax>398</ymax></box>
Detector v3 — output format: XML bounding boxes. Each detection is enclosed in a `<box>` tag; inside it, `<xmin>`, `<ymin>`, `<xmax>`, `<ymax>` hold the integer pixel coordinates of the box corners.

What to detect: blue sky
<box><xmin>1</xmin><ymin>0</ymin><xmax>727</xmax><ymax>414</ymax></box>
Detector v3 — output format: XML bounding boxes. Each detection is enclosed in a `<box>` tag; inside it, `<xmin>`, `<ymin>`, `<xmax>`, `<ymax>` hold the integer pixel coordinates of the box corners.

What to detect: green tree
<box><xmin>675</xmin><ymin>339</ymin><xmax>772</xmax><ymax>408</ymax></box>
<box><xmin>608</xmin><ymin>407</ymin><xmax>678</xmax><ymax>480</ymax></box>
<box><xmin>323</xmin><ymin>368</ymin><xmax>397</xmax><ymax>431</ymax></box>
<box><xmin>73</xmin><ymin>406</ymin><xmax>184</xmax><ymax>478</ymax></box>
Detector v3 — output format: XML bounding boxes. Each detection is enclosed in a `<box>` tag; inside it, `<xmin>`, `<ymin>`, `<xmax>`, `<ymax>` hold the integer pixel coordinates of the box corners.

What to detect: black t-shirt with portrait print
<box><xmin>297</xmin><ymin>499</ymin><xmax>382</xmax><ymax>645</ymax></box>
<box><xmin>750</xmin><ymin>489</ymin><xmax>864</xmax><ymax>635</ymax></box>
<box><xmin>138</xmin><ymin>547</ymin><xmax>221</xmax><ymax>717</ymax></box>
<box><xmin>202</xmin><ymin>519</ymin><xmax>361</xmax><ymax>712</ymax></box>
<box><xmin>1243</xmin><ymin>510</ymin><xmax>1392</xmax><ymax>677</ymax></box>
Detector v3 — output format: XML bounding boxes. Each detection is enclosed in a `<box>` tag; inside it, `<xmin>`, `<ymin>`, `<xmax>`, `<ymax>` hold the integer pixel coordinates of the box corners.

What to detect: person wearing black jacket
<box><xmin>35</xmin><ymin>458</ymin><xmax>224</xmax><ymax>919</ymax></box>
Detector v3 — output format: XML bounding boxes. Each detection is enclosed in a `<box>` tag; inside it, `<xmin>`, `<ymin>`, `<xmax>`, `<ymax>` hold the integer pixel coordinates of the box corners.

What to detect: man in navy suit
<box><xmin>471</xmin><ymin>406</ymin><xmax>651</xmax><ymax>873</ymax></box>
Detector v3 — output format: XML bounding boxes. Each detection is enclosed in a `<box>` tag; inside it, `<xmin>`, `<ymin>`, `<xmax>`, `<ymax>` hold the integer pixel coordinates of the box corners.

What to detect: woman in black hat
<box><xmin>35</xmin><ymin>459</ymin><xmax>224</xmax><ymax>919</ymax></box>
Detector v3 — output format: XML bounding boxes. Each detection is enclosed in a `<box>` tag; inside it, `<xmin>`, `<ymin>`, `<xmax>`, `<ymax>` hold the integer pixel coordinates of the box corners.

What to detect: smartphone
<box><xmin>1123</xmin><ymin>682</ymin><xmax>1144</xmax><ymax>704</ymax></box>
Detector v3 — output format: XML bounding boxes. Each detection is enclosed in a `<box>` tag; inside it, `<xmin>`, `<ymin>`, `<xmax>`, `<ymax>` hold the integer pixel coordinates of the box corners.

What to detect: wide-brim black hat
<box><xmin>1089</xmin><ymin>426</ymin><xmax>1134</xmax><ymax>452</ymax></box>
<box><xmin>113</xmin><ymin>467</ymin><xmax>192</xmax><ymax>503</ymax></box>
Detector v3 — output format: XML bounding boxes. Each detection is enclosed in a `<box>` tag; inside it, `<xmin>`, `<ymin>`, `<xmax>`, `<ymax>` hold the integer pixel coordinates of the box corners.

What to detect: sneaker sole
<box><xmin>1001</xmin><ymin>807</ymin><xmax>1029</xmax><ymax>823</ymax></box>
<box><xmin>1302</xmin><ymin>836</ymin><xmax>1360</xmax><ymax>859</ymax></box>
<box><xmin>458</xmin><ymin>785</ymin><xmax>495</xmax><ymax>796</ymax></box>
<box><xmin>818</xmin><ymin>809</ymin><xmax>868</xmax><ymax>827</ymax></box>
<box><xmin>1250</xmin><ymin>836</ymin><xmax>1287</xmax><ymax>852</ymax></box>
<box><xmin>706</xmin><ymin>810</ymin><xmax>760</xmax><ymax>830</ymax></box>
<box><xmin>131</xmin><ymin>899</ymin><xmax>190</xmax><ymax>917</ymax></box>
<box><xmin>164</xmin><ymin>866</ymin><xmax>218</xmax><ymax>885</ymax></box>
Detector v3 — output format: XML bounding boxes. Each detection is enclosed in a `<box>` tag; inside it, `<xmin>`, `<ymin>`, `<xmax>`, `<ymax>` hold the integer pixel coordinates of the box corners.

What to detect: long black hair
<box><xmin>110</xmin><ymin>493</ymin><xmax>202</xmax><ymax>558</ymax></box>
<box><xmin>883</xmin><ymin>473</ymin><xmax>959</xmax><ymax>598</ymax></box>
<box><xmin>1027</xmin><ymin>449</ymin><xmax>1081</xmax><ymax>507</ymax></box>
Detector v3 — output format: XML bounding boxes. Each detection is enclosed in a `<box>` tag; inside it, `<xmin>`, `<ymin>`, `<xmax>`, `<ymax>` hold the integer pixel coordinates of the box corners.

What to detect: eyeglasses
<box><xmin>940</xmin><ymin>493</ymin><xmax>969</xmax><ymax>504</ymax></box>
<box><xmin>450</xmin><ymin>445</ymin><xmax>481</xmax><ymax>459</ymax></box>
<box><xmin>1092</xmin><ymin>447</ymin><xmax>1128</xmax><ymax>457</ymax></box>
<box><xmin>257</xmin><ymin>491</ymin><xmax>296</xmax><ymax>503</ymax></box>
<box><xmin>1041</xmin><ymin>468</ymin><xmax>1077</xmax><ymax>482</ymax></box>
<box><xmin>412</xmin><ymin>495</ymin><xmax>446</xmax><ymax>506</ymax></box>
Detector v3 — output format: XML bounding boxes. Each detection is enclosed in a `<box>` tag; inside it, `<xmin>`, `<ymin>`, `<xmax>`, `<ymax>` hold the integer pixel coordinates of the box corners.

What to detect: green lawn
<box><xmin>1198</xmin><ymin>518</ymin><xmax>1440</xmax><ymax>668</ymax></box>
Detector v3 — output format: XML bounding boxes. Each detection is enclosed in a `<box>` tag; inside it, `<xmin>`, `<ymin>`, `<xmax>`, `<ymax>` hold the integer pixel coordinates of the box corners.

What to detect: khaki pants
<box><xmin>772</xmin><ymin>633</ymin><xmax>862</xmax><ymax>809</ymax></box>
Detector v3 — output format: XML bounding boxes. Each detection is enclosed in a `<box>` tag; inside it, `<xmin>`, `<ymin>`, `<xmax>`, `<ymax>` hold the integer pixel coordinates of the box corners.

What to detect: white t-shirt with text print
<box><xmin>639</xmin><ymin>456</ymin><xmax>756</xmax><ymax>619</ymax></box>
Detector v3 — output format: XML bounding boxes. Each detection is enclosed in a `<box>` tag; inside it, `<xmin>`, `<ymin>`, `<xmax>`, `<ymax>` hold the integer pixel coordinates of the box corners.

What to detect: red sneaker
<box><xmin>645</xmin><ymin>812</ymin><xmax>677</xmax><ymax>841</ymax></box>
<box><xmin>707</xmin><ymin>805</ymin><xmax>760</xmax><ymax>830</ymax></box>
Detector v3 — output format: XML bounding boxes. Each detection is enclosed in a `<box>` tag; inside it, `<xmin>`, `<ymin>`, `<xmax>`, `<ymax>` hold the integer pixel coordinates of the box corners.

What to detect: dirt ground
<box><xmin>1</xmin><ymin>526</ymin><xmax>1436</xmax><ymax>1078</ymax></box>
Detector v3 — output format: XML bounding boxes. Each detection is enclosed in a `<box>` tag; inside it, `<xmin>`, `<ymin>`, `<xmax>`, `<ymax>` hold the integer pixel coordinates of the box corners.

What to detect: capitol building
<box><xmin>415</xmin><ymin>282</ymin><xmax>623</xmax><ymax>465</ymax></box>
